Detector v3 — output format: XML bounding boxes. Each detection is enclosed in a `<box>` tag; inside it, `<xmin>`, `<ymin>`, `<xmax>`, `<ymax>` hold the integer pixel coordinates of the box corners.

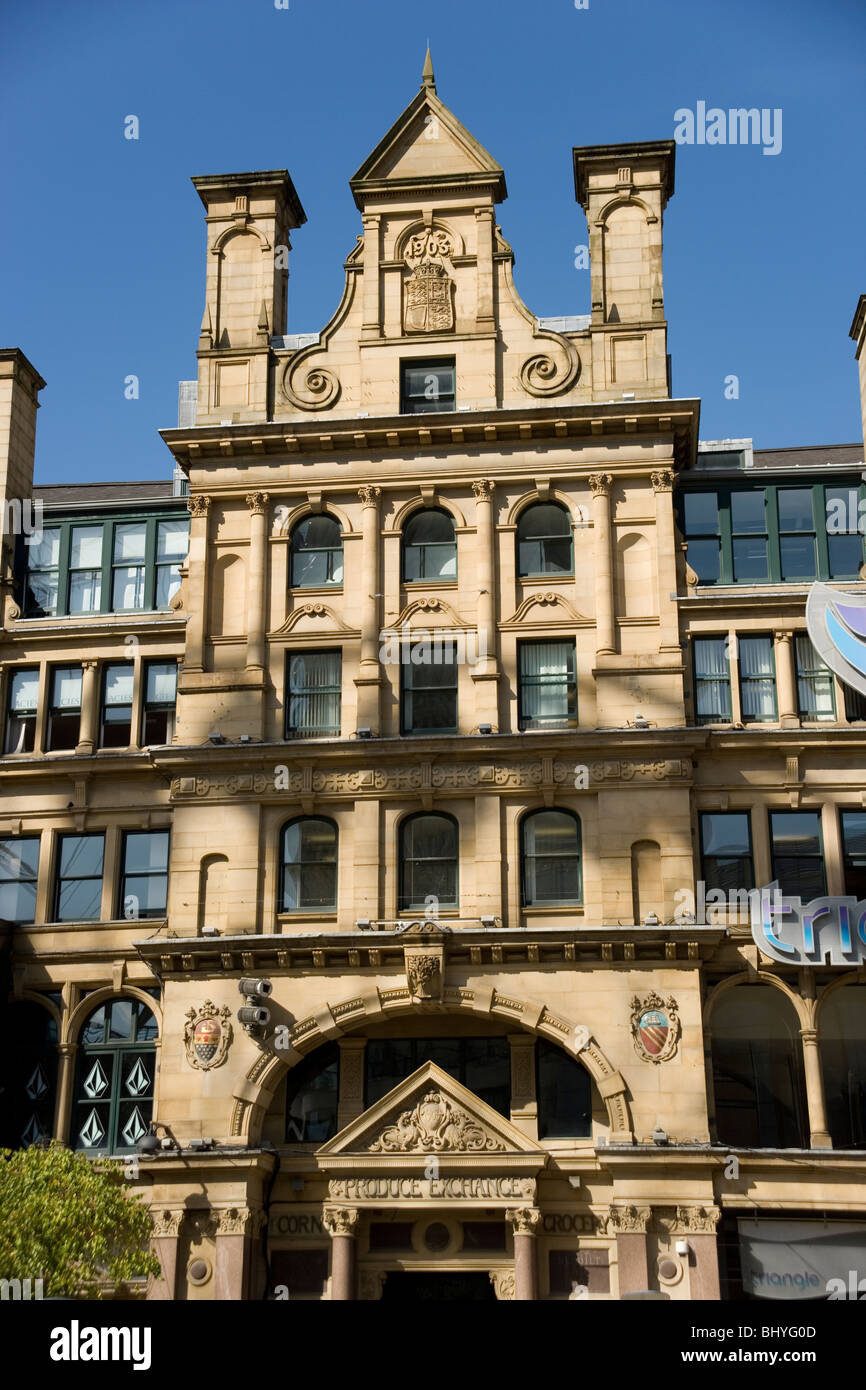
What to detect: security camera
<box><xmin>238</xmin><ymin>978</ymin><xmax>273</xmax><ymax>999</ymax></box>
<box><xmin>238</xmin><ymin>1005</ymin><xmax>271</xmax><ymax>1029</ymax></box>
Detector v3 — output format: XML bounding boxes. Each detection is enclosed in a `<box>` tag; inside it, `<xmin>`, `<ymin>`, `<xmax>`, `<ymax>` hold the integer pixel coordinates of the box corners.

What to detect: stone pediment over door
<box><xmin>316</xmin><ymin>1061</ymin><xmax>546</xmax><ymax>1188</ymax></box>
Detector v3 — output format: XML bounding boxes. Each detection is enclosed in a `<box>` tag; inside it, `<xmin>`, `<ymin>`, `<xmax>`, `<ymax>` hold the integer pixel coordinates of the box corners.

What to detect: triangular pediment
<box><xmin>350</xmin><ymin>88</ymin><xmax>506</xmax><ymax>206</ymax></box>
<box><xmin>317</xmin><ymin>1061</ymin><xmax>544</xmax><ymax>1171</ymax></box>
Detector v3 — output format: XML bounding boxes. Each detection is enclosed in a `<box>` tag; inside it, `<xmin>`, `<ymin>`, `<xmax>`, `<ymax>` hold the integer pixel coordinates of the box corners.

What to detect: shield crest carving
<box><xmin>630</xmin><ymin>991</ymin><xmax>680</xmax><ymax>1064</ymax></box>
<box><xmin>184</xmin><ymin>1001</ymin><xmax>233</xmax><ymax>1071</ymax></box>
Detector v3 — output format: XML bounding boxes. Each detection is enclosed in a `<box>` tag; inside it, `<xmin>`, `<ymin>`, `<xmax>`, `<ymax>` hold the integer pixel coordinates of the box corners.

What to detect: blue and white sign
<box><xmin>751</xmin><ymin>882</ymin><xmax>866</xmax><ymax>966</ymax></box>
<box><xmin>806</xmin><ymin>581</ymin><xmax>866</xmax><ymax>697</ymax></box>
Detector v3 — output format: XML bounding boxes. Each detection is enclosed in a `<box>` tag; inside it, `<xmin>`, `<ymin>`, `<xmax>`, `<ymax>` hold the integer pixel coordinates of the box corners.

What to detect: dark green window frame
<box><xmin>21</xmin><ymin>510</ymin><xmax>189</xmax><ymax>618</ymax></box>
<box><xmin>72</xmin><ymin>998</ymin><xmax>157</xmax><ymax>1155</ymax></box>
<box><xmin>677</xmin><ymin>481</ymin><xmax>866</xmax><ymax>587</ymax></box>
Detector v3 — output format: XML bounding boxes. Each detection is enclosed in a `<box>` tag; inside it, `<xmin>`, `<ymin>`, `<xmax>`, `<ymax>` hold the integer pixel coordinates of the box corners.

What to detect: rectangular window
<box><xmin>700</xmin><ymin>813</ymin><xmax>755</xmax><ymax>895</ymax></box>
<box><xmin>155</xmin><ymin>519</ymin><xmax>188</xmax><ymax>607</ymax></box>
<box><xmin>112</xmin><ymin>523</ymin><xmax>147</xmax><ymax>611</ymax></box>
<box><xmin>100</xmin><ymin>663</ymin><xmax>134</xmax><ymax>748</ymax></box>
<box><xmin>738</xmin><ymin>635</ymin><xmax>777</xmax><ymax>722</ymax></box>
<box><xmin>825</xmin><ymin>485</ymin><xmax>865</xmax><ymax>579</ymax></box>
<box><xmin>770</xmin><ymin>811</ymin><xmax>825</xmax><ymax>900</ymax></box>
<box><xmin>841</xmin><ymin>811</ymin><xmax>866</xmax><ymax>899</ymax></box>
<box><xmin>795</xmin><ymin>633</ymin><xmax>836</xmax><ymax>721</ymax></box>
<box><xmin>119</xmin><ymin>830</ymin><xmax>169</xmax><ymax>920</ymax></box>
<box><xmin>55</xmin><ymin>833</ymin><xmax>104</xmax><ymax>922</ymax></box>
<box><xmin>681</xmin><ymin>492</ymin><xmax>721</xmax><ymax>584</ymax></box>
<box><xmin>693</xmin><ymin>637</ymin><xmax>732</xmax><ymax>724</ymax></box>
<box><xmin>731</xmin><ymin>490</ymin><xmax>768</xmax><ymax>582</ymax></box>
<box><xmin>400</xmin><ymin>358</ymin><xmax>456</xmax><ymax>415</ymax></box>
<box><xmin>286</xmin><ymin>650</ymin><xmax>341</xmax><ymax>738</ymax></box>
<box><xmin>777</xmin><ymin>488</ymin><xmax>817</xmax><ymax>581</ymax></box>
<box><xmin>68</xmin><ymin>525</ymin><xmax>103</xmax><ymax>614</ymax></box>
<box><xmin>24</xmin><ymin>527</ymin><xmax>61</xmax><ymax>616</ymax></box>
<box><xmin>845</xmin><ymin>684</ymin><xmax>866</xmax><ymax>722</ymax></box>
<box><xmin>518</xmin><ymin>640</ymin><xmax>577</xmax><ymax>730</ymax></box>
<box><xmin>5</xmin><ymin>668</ymin><xmax>39</xmax><ymax>753</ymax></box>
<box><xmin>142</xmin><ymin>661</ymin><xmax>177</xmax><ymax>745</ymax></box>
<box><xmin>401</xmin><ymin>642</ymin><xmax>458</xmax><ymax>733</ymax></box>
<box><xmin>48</xmin><ymin>666</ymin><xmax>82</xmax><ymax>750</ymax></box>
<box><xmin>0</xmin><ymin>836</ymin><xmax>40</xmax><ymax>924</ymax></box>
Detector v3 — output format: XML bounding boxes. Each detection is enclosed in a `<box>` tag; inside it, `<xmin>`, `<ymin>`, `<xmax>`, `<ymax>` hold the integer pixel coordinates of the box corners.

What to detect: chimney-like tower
<box><xmin>0</xmin><ymin>348</ymin><xmax>45</xmax><ymax>583</ymax></box>
<box><xmin>850</xmin><ymin>294</ymin><xmax>866</xmax><ymax>451</ymax></box>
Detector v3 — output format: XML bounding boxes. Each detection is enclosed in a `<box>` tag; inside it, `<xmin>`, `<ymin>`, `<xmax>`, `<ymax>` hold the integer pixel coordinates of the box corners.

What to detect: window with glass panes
<box><xmin>285</xmin><ymin>1042</ymin><xmax>340</xmax><ymax>1142</ymax></box>
<box><xmin>0</xmin><ymin>1002</ymin><xmax>58</xmax><ymax>1148</ymax></box>
<box><xmin>536</xmin><ymin>1039</ymin><xmax>592</xmax><ymax>1138</ymax></box>
<box><xmin>517</xmin><ymin>503</ymin><xmax>573</xmax><ymax>577</ymax></box>
<box><xmin>518</xmin><ymin>640</ymin><xmax>577</xmax><ymax>729</ymax></box>
<box><xmin>400</xmin><ymin>359</ymin><xmax>456</xmax><ymax>414</ymax></box>
<box><xmin>73</xmin><ymin>998</ymin><xmax>157</xmax><ymax>1154</ymax></box>
<box><xmin>364</xmin><ymin>1036</ymin><xmax>510</xmax><ymax>1114</ymax></box>
<box><xmin>699</xmin><ymin>813</ymin><xmax>755</xmax><ymax>894</ymax></box>
<box><xmin>289</xmin><ymin>516</ymin><xmax>343</xmax><ymax>588</ymax></box>
<box><xmin>521</xmin><ymin>810</ymin><xmax>582</xmax><ymax>906</ymax></box>
<box><xmin>677</xmin><ymin>482</ymin><xmax>865</xmax><ymax>586</ymax></box>
<box><xmin>100</xmin><ymin>663</ymin><xmax>134</xmax><ymax>748</ymax></box>
<box><xmin>286</xmin><ymin>651</ymin><xmax>341</xmax><ymax>737</ymax></box>
<box><xmin>795</xmin><ymin>633</ymin><xmax>836</xmax><ymax>721</ymax></box>
<box><xmin>844</xmin><ymin>684</ymin><xmax>866</xmax><ymax>722</ymax></box>
<box><xmin>47</xmin><ymin>666</ymin><xmax>82</xmax><ymax>750</ymax></box>
<box><xmin>4</xmin><ymin>668</ymin><xmax>38</xmax><ymax>753</ymax></box>
<box><xmin>54</xmin><ymin>833</ymin><xmax>104</xmax><ymax>922</ymax></box>
<box><xmin>693</xmin><ymin>637</ymin><xmax>732</xmax><ymax>723</ymax></box>
<box><xmin>402</xmin><ymin>509</ymin><xmax>457</xmax><ymax>581</ymax></box>
<box><xmin>399</xmin><ymin>813</ymin><xmax>458</xmax><ymax>910</ymax></box>
<box><xmin>141</xmin><ymin>661</ymin><xmax>177</xmax><ymax>745</ymax></box>
<box><xmin>22</xmin><ymin>513</ymin><xmax>189</xmax><ymax>617</ymax></box>
<box><xmin>841</xmin><ymin>812</ymin><xmax>866</xmax><ymax>899</ymax></box>
<box><xmin>738</xmin><ymin>635</ymin><xmax>777</xmax><ymax>721</ymax></box>
<box><xmin>401</xmin><ymin>642</ymin><xmax>458</xmax><ymax>733</ymax></box>
<box><xmin>0</xmin><ymin>836</ymin><xmax>40</xmax><ymax>924</ymax></box>
<box><xmin>119</xmin><ymin>830</ymin><xmax>169</xmax><ymax>920</ymax></box>
<box><xmin>280</xmin><ymin>818</ymin><xmax>338</xmax><ymax>912</ymax></box>
<box><xmin>770</xmin><ymin>811</ymin><xmax>825</xmax><ymax>900</ymax></box>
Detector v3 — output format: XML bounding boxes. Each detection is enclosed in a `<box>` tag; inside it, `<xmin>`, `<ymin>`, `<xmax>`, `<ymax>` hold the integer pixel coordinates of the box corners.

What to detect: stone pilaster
<box><xmin>245</xmin><ymin>491</ymin><xmax>270</xmax><ymax>670</ymax></box>
<box><xmin>470</xmin><ymin>479</ymin><xmax>500</xmax><ymax>728</ymax></box>
<box><xmin>651</xmin><ymin>468</ymin><xmax>681</xmax><ymax>655</ymax></box>
<box><xmin>184</xmin><ymin>494</ymin><xmax>211</xmax><ymax>671</ymax></box>
<box><xmin>588</xmin><ymin>473</ymin><xmax>615</xmax><ymax>657</ymax></box>
<box><xmin>355</xmin><ymin>485</ymin><xmax>382</xmax><ymax>732</ymax></box>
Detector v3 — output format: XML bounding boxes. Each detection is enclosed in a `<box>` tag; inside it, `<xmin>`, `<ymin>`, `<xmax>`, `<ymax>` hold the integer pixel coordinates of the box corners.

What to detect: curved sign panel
<box><xmin>806</xmin><ymin>581</ymin><xmax>866</xmax><ymax>696</ymax></box>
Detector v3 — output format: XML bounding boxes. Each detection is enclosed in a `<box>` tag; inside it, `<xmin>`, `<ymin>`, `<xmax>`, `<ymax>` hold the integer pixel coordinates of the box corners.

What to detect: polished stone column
<box><xmin>184</xmin><ymin>494</ymin><xmax>211</xmax><ymax>671</ymax></box>
<box><xmin>507</xmin><ymin>1207</ymin><xmax>540</xmax><ymax>1300</ymax></box>
<box><xmin>774</xmin><ymin>630</ymin><xmax>799</xmax><ymax>726</ymax></box>
<box><xmin>75</xmin><ymin>660</ymin><xmax>99</xmax><ymax>754</ymax></box>
<box><xmin>609</xmin><ymin>1205</ymin><xmax>651</xmax><ymax>1296</ymax></box>
<box><xmin>355</xmin><ymin>486</ymin><xmax>381</xmax><ymax>732</ymax></box>
<box><xmin>245</xmin><ymin>491</ymin><xmax>269</xmax><ymax>670</ymax></box>
<box><xmin>150</xmin><ymin>1210</ymin><xmax>184</xmax><ymax>1301</ymax></box>
<box><xmin>589</xmin><ymin>473</ymin><xmax>615</xmax><ymax>657</ymax></box>
<box><xmin>323</xmin><ymin>1207</ymin><xmax>359</xmax><ymax>1300</ymax></box>
<box><xmin>214</xmin><ymin>1207</ymin><xmax>258</xmax><ymax>1301</ymax></box>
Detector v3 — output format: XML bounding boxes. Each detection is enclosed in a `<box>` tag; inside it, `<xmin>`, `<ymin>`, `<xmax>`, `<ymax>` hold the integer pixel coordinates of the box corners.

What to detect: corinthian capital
<box><xmin>188</xmin><ymin>494</ymin><xmax>211</xmax><ymax>518</ymax></box>
<box><xmin>245</xmin><ymin>491</ymin><xmax>270</xmax><ymax>515</ymax></box>
<box><xmin>588</xmin><ymin>473</ymin><xmax>613</xmax><ymax>497</ymax></box>
<box><xmin>472</xmin><ymin>479</ymin><xmax>493</xmax><ymax>501</ymax></box>
<box><xmin>357</xmin><ymin>485</ymin><xmax>381</xmax><ymax>507</ymax></box>
<box><xmin>651</xmin><ymin>469</ymin><xmax>675</xmax><ymax>493</ymax></box>
<box><xmin>506</xmin><ymin>1207</ymin><xmax>541</xmax><ymax>1237</ymax></box>
<box><xmin>323</xmin><ymin>1207</ymin><xmax>360</xmax><ymax>1238</ymax></box>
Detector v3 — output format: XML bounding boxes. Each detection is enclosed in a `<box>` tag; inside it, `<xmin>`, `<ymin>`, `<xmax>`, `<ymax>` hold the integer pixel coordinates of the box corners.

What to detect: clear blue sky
<box><xmin>2</xmin><ymin>0</ymin><xmax>864</xmax><ymax>483</ymax></box>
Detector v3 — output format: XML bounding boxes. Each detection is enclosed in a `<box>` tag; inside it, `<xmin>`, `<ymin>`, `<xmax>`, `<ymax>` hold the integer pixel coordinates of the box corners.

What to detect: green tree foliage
<box><xmin>0</xmin><ymin>1143</ymin><xmax>160</xmax><ymax>1298</ymax></box>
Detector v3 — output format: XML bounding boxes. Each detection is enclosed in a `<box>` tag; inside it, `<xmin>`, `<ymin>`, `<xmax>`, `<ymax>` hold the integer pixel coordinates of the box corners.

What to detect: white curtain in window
<box><xmin>290</xmin><ymin>653</ymin><xmax>340</xmax><ymax>732</ymax></box>
<box><xmin>796</xmin><ymin>634</ymin><xmax>834</xmax><ymax>719</ymax></box>
<box><xmin>520</xmin><ymin>642</ymin><xmax>570</xmax><ymax>721</ymax></box>
<box><xmin>695</xmin><ymin>639</ymin><xmax>731</xmax><ymax>718</ymax></box>
<box><xmin>740</xmin><ymin>637</ymin><xmax>776</xmax><ymax>718</ymax></box>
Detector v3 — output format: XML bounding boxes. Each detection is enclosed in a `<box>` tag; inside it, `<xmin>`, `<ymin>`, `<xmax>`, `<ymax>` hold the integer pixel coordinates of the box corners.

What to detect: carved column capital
<box><xmin>187</xmin><ymin>494</ymin><xmax>211</xmax><ymax>518</ymax></box>
<box><xmin>775</xmin><ymin>629</ymin><xmax>793</xmax><ymax>644</ymax></box>
<box><xmin>215</xmin><ymin>1206</ymin><xmax>258</xmax><ymax>1237</ymax></box>
<box><xmin>588</xmin><ymin>472</ymin><xmax>613</xmax><ymax>497</ymax></box>
<box><xmin>651</xmin><ymin>469</ymin><xmax>675</xmax><ymax>493</ymax></box>
<box><xmin>607</xmin><ymin>1204</ymin><xmax>652</xmax><ymax>1234</ymax></box>
<box><xmin>506</xmin><ymin>1207</ymin><xmax>541</xmax><ymax>1237</ymax></box>
<box><xmin>152</xmin><ymin>1209</ymin><xmax>185</xmax><ymax>1238</ymax></box>
<box><xmin>357</xmin><ymin>485</ymin><xmax>381</xmax><ymax>508</ymax></box>
<box><xmin>323</xmin><ymin>1207</ymin><xmax>360</xmax><ymax>1239</ymax></box>
<box><xmin>674</xmin><ymin>1205</ymin><xmax>721</xmax><ymax>1235</ymax></box>
<box><xmin>472</xmin><ymin>479</ymin><xmax>494</xmax><ymax>501</ymax></box>
<box><xmin>245</xmin><ymin>491</ymin><xmax>270</xmax><ymax>516</ymax></box>
<box><xmin>81</xmin><ymin>659</ymin><xmax>99</xmax><ymax>673</ymax></box>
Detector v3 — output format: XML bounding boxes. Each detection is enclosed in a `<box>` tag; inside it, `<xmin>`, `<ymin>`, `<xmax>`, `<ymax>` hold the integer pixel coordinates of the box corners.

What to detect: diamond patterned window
<box><xmin>0</xmin><ymin>1001</ymin><xmax>58</xmax><ymax>1149</ymax></box>
<box><xmin>73</xmin><ymin>997</ymin><xmax>157</xmax><ymax>1154</ymax></box>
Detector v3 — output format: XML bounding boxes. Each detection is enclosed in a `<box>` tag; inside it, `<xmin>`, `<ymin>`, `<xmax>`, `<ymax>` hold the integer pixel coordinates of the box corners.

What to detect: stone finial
<box><xmin>422</xmin><ymin>44</ymin><xmax>436</xmax><ymax>92</ymax></box>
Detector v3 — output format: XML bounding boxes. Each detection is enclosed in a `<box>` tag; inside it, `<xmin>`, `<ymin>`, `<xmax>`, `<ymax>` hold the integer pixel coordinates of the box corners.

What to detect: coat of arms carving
<box><xmin>630</xmin><ymin>991</ymin><xmax>680</xmax><ymax>1063</ymax></box>
<box><xmin>403</xmin><ymin>229</ymin><xmax>455</xmax><ymax>334</ymax></box>
<box><xmin>184</xmin><ymin>1001</ymin><xmax>233</xmax><ymax>1070</ymax></box>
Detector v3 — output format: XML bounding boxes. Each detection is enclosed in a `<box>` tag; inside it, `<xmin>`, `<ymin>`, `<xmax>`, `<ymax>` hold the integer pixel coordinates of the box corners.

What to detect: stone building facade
<box><xmin>1</xmin><ymin>58</ymin><xmax>865</xmax><ymax>1301</ymax></box>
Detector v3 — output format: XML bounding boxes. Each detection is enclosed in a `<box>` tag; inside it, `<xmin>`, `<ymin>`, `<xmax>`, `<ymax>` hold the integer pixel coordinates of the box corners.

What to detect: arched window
<box><xmin>280</xmin><ymin>818</ymin><xmax>338</xmax><ymax>913</ymax></box>
<box><xmin>290</xmin><ymin>515</ymin><xmax>343</xmax><ymax>588</ymax></box>
<box><xmin>710</xmin><ymin>985</ymin><xmax>808</xmax><ymax>1148</ymax></box>
<box><xmin>517</xmin><ymin>502</ymin><xmax>573</xmax><ymax>578</ymax></box>
<box><xmin>73</xmin><ymin>997</ymin><xmax>157</xmax><ymax>1154</ymax></box>
<box><xmin>521</xmin><ymin>810</ymin><xmax>582</xmax><ymax>907</ymax></box>
<box><xmin>285</xmin><ymin>1042</ymin><xmax>340</xmax><ymax>1143</ymax></box>
<box><xmin>365</xmin><ymin>1036</ymin><xmax>510</xmax><ymax>1115</ymax></box>
<box><xmin>0</xmin><ymin>1002</ymin><xmax>58</xmax><ymax>1148</ymax></box>
<box><xmin>402</xmin><ymin>509</ymin><xmax>457</xmax><ymax>582</ymax></box>
<box><xmin>820</xmin><ymin>985</ymin><xmax>866</xmax><ymax>1149</ymax></box>
<box><xmin>536</xmin><ymin>1040</ymin><xmax>592</xmax><ymax>1138</ymax></box>
<box><xmin>399</xmin><ymin>813</ymin><xmax>458</xmax><ymax>911</ymax></box>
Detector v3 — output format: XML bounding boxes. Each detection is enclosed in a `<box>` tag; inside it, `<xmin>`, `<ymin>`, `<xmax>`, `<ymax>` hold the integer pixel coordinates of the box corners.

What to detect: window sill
<box><xmin>287</xmin><ymin>585</ymin><xmax>343</xmax><ymax>597</ymax></box>
<box><xmin>518</xmin><ymin>574</ymin><xmax>575</xmax><ymax>585</ymax></box>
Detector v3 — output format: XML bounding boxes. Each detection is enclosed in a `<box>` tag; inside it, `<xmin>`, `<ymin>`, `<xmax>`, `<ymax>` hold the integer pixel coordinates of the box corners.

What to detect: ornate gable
<box><xmin>316</xmin><ymin>1061</ymin><xmax>545</xmax><ymax>1175</ymax></box>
